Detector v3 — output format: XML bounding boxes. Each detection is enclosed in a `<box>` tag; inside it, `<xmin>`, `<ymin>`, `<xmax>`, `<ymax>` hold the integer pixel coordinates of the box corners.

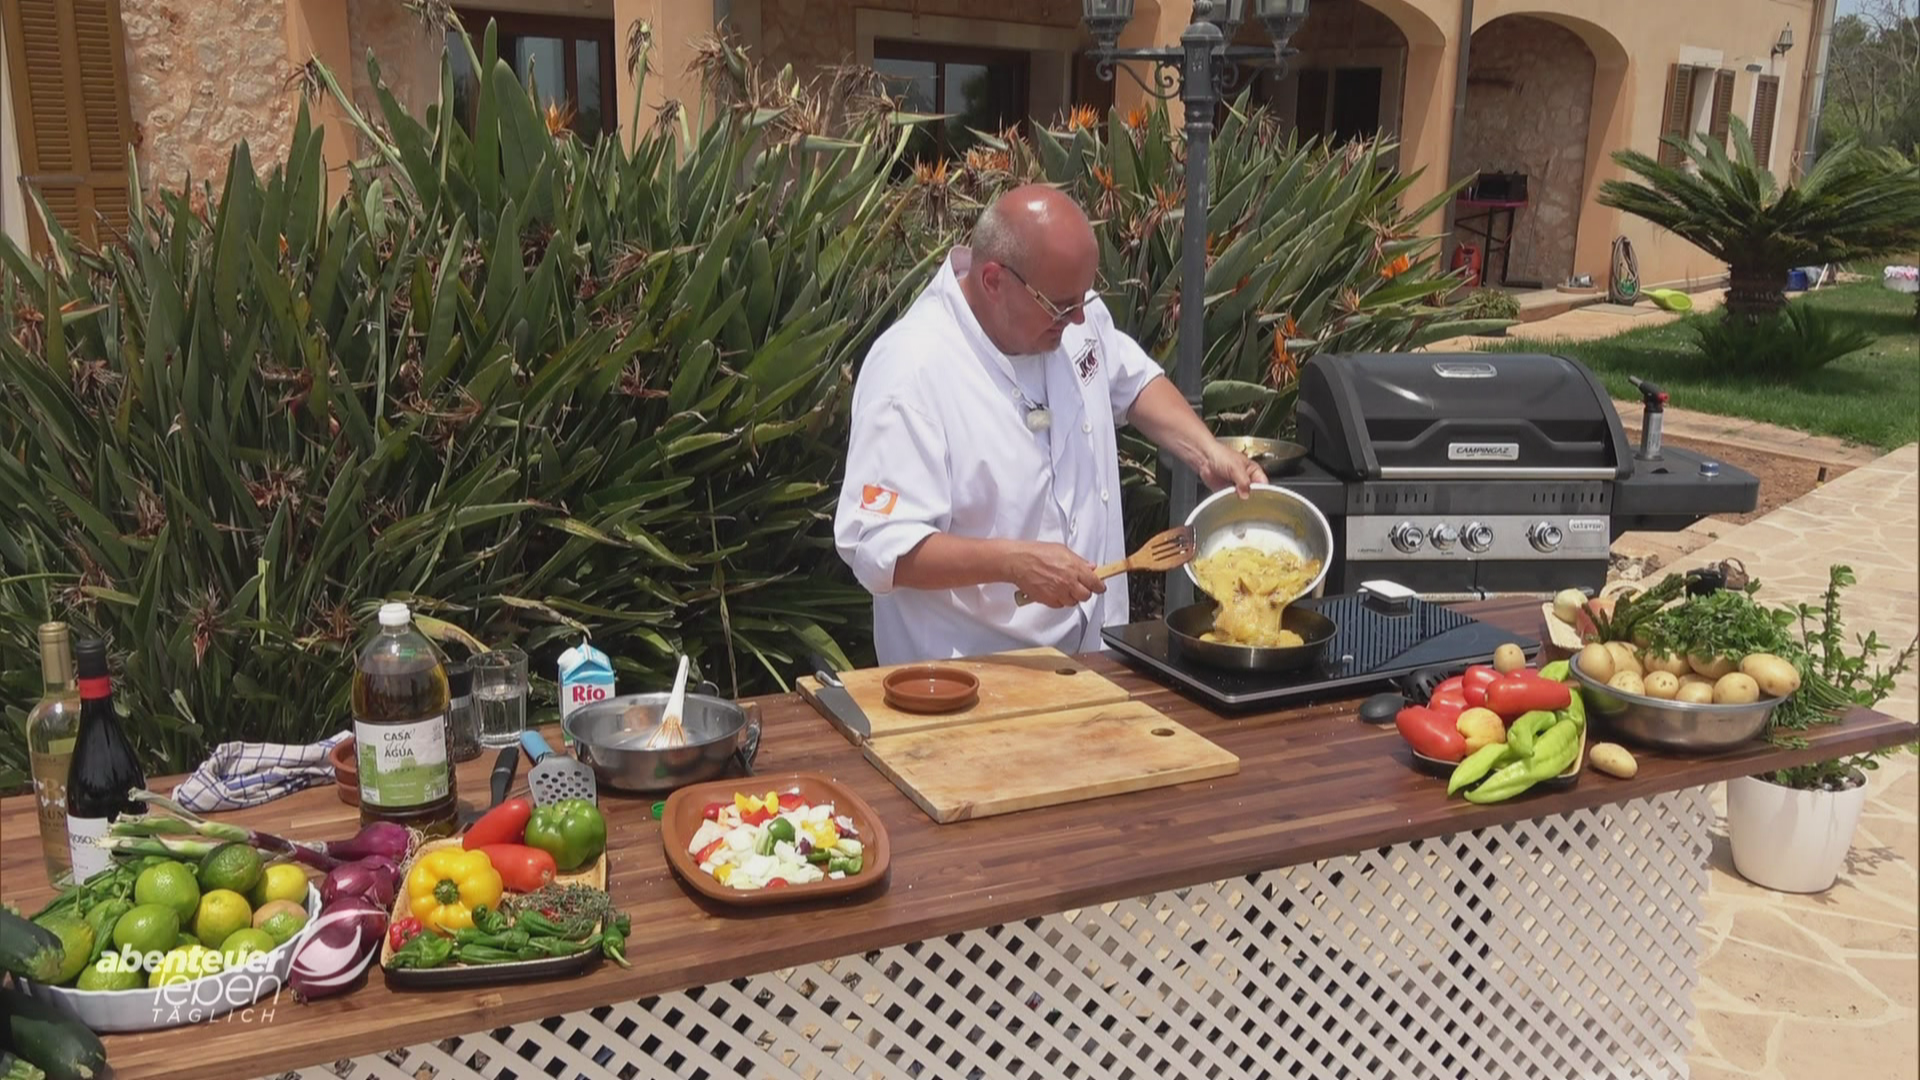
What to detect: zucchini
<box><xmin>1</xmin><ymin>985</ymin><xmax>107</xmax><ymax>1080</ymax></box>
<box><xmin>0</xmin><ymin>910</ymin><xmax>66</xmax><ymax>984</ymax></box>
<box><xmin>2</xmin><ymin>1050</ymin><xmax>50</xmax><ymax>1080</ymax></box>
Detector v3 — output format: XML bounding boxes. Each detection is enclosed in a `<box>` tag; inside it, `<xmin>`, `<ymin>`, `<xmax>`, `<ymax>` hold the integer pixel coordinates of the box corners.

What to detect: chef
<box><xmin>835</xmin><ymin>184</ymin><xmax>1266</xmax><ymax>665</ymax></box>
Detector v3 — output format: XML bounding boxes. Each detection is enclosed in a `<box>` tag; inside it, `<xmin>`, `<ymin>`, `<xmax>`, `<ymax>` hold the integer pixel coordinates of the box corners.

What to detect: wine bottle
<box><xmin>66</xmin><ymin>638</ymin><xmax>147</xmax><ymax>883</ymax></box>
<box><xmin>26</xmin><ymin>622</ymin><xmax>81</xmax><ymax>884</ymax></box>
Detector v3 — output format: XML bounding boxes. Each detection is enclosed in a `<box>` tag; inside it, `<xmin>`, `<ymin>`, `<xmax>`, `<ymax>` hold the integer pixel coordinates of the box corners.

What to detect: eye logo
<box><xmin>859</xmin><ymin>485</ymin><xmax>899</xmax><ymax>515</ymax></box>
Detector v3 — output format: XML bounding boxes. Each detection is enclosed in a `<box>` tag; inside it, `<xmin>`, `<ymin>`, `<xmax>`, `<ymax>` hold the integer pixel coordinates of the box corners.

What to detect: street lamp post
<box><xmin>1082</xmin><ymin>0</ymin><xmax>1308</xmax><ymax>613</ymax></box>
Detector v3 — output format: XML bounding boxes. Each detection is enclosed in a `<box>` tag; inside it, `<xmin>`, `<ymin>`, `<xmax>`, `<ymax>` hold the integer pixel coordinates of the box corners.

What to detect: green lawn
<box><xmin>1485</xmin><ymin>282</ymin><xmax>1920</xmax><ymax>450</ymax></box>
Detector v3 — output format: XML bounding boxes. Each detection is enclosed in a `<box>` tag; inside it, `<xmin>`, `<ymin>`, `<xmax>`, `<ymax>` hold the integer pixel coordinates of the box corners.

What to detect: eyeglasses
<box><xmin>999</xmin><ymin>263</ymin><xmax>1097</xmax><ymax>326</ymax></box>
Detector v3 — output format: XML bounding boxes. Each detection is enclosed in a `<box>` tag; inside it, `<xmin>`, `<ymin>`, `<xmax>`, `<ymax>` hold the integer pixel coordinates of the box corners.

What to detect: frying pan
<box><xmin>1165</xmin><ymin>602</ymin><xmax>1337</xmax><ymax>673</ymax></box>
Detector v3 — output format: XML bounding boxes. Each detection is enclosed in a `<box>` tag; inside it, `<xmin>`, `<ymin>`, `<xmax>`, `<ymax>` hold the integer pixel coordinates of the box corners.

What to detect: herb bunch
<box><xmin>1639</xmin><ymin>582</ymin><xmax>1798</xmax><ymax>664</ymax></box>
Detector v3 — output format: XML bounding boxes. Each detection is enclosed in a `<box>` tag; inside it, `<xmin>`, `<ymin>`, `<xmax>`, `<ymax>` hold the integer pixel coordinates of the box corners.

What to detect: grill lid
<box><xmin>1295</xmin><ymin>353</ymin><xmax>1631</xmax><ymax>480</ymax></box>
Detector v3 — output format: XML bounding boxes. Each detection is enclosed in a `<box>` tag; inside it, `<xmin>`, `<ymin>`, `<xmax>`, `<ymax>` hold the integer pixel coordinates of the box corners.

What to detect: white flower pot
<box><xmin>1726</xmin><ymin>772</ymin><xmax>1871</xmax><ymax>894</ymax></box>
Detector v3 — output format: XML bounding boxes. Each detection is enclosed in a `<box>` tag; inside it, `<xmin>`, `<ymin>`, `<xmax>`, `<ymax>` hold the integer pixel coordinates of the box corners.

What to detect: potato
<box><xmin>1713</xmin><ymin>672</ymin><xmax>1761</xmax><ymax>704</ymax></box>
<box><xmin>1740</xmin><ymin>653</ymin><xmax>1802</xmax><ymax>698</ymax></box>
<box><xmin>1678</xmin><ymin>673</ymin><xmax>1714</xmax><ymax>689</ymax></box>
<box><xmin>1675</xmin><ymin>681</ymin><xmax>1716</xmax><ymax>704</ymax></box>
<box><xmin>1552</xmin><ymin>588</ymin><xmax>1588</xmax><ymax>626</ymax></box>
<box><xmin>1644</xmin><ymin>651</ymin><xmax>1691</xmax><ymax>678</ymax></box>
<box><xmin>1493</xmin><ymin>643</ymin><xmax>1527</xmax><ymax>674</ymax></box>
<box><xmin>1577</xmin><ymin>643</ymin><xmax>1615</xmax><ymax>682</ymax></box>
<box><xmin>1642</xmin><ymin>671</ymin><xmax>1681</xmax><ymax>700</ymax></box>
<box><xmin>1589</xmin><ymin>742</ymin><xmax>1639</xmax><ymax>779</ymax></box>
<box><xmin>1605</xmin><ymin>642</ymin><xmax>1644</xmax><ymax>678</ymax></box>
<box><xmin>1608</xmin><ymin>671</ymin><xmax>1646</xmax><ymax>696</ymax></box>
<box><xmin>1689</xmin><ymin>652</ymin><xmax>1738</xmax><ymax>680</ymax></box>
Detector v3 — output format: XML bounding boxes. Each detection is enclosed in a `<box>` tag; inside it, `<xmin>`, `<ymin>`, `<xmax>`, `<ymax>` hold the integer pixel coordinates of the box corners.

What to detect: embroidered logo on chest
<box><xmin>1073</xmin><ymin>342</ymin><xmax>1100</xmax><ymax>385</ymax></box>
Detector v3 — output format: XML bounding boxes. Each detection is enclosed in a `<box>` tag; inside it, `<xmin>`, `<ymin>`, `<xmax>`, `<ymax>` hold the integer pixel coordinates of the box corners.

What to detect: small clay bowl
<box><xmin>330</xmin><ymin>737</ymin><xmax>360</xmax><ymax>807</ymax></box>
<box><xmin>882</xmin><ymin>665</ymin><xmax>980</xmax><ymax>714</ymax></box>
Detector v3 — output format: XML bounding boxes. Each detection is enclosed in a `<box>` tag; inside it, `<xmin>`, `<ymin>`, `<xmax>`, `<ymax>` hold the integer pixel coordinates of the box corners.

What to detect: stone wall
<box><xmin>120</xmin><ymin>0</ymin><xmax>296</xmax><ymax>194</ymax></box>
<box><xmin>1455</xmin><ymin>15</ymin><xmax>1594</xmax><ymax>288</ymax></box>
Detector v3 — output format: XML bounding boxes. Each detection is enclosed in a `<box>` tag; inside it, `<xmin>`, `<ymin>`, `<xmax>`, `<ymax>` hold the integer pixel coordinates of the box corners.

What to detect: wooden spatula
<box><xmin>1015</xmin><ymin>525</ymin><xmax>1198</xmax><ymax>607</ymax></box>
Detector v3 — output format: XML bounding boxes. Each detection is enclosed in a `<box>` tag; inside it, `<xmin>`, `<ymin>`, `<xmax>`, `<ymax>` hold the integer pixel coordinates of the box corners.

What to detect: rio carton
<box><xmin>557</xmin><ymin>642</ymin><xmax>615</xmax><ymax>745</ymax></box>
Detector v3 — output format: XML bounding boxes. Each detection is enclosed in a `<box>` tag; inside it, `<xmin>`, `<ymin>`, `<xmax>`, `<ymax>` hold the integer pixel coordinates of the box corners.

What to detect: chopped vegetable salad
<box><xmin>686</xmin><ymin>791</ymin><xmax>865</xmax><ymax>891</ymax></box>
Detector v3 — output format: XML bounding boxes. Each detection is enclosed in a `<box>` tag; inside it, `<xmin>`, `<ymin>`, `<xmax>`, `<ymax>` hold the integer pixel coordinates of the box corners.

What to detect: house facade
<box><xmin>4</xmin><ymin>0</ymin><xmax>1830</xmax><ymax>292</ymax></box>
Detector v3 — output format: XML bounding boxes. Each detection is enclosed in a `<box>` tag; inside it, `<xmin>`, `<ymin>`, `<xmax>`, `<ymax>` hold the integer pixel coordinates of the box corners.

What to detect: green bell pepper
<box><xmin>524</xmin><ymin>799</ymin><xmax>607</xmax><ymax>872</ymax></box>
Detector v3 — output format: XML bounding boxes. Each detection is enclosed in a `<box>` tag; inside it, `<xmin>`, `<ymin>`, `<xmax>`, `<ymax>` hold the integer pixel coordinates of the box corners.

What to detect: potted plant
<box><xmin>1725</xmin><ymin>566</ymin><xmax>1919</xmax><ymax>893</ymax></box>
<box><xmin>1458</xmin><ymin>288</ymin><xmax>1522</xmax><ymax>336</ymax></box>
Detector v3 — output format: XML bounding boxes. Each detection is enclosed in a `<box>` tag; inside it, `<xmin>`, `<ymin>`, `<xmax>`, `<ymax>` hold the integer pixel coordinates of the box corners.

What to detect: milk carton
<box><xmin>557</xmin><ymin>642</ymin><xmax>615</xmax><ymax>744</ymax></box>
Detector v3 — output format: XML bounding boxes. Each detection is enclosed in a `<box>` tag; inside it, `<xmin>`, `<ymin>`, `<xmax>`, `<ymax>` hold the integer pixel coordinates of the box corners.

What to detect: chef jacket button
<box><xmin>1082</xmin><ymin>421</ymin><xmax>1091</xmax><ymax>434</ymax></box>
<box><xmin>1101</xmin><ymin>490</ymin><xmax>1110</xmax><ymax>502</ymax></box>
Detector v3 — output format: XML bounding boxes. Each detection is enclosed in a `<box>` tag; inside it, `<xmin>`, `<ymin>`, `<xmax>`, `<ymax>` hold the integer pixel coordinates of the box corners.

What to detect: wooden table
<box><xmin>1</xmin><ymin>600</ymin><xmax>1910</xmax><ymax>1080</ymax></box>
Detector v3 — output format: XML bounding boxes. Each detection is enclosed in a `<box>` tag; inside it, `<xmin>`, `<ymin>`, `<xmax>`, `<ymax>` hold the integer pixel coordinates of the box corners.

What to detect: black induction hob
<box><xmin>1101</xmin><ymin>593</ymin><xmax>1539</xmax><ymax>712</ymax></box>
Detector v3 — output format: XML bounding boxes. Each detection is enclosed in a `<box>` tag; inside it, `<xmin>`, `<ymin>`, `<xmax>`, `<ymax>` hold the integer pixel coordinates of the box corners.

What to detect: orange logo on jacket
<box><xmin>860</xmin><ymin>485</ymin><xmax>899</xmax><ymax>515</ymax></box>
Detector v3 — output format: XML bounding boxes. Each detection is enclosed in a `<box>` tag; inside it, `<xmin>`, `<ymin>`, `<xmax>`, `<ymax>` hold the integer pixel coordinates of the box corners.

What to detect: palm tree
<box><xmin>1600</xmin><ymin>117</ymin><xmax>1920</xmax><ymax>321</ymax></box>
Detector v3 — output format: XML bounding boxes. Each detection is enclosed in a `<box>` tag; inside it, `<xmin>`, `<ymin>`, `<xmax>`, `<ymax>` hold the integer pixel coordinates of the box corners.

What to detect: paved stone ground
<box><xmin>1666</xmin><ymin>445</ymin><xmax>1920</xmax><ymax>1080</ymax></box>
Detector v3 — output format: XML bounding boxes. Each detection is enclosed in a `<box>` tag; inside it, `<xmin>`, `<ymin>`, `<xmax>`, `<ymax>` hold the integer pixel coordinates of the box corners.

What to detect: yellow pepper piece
<box><xmin>804</xmin><ymin>821</ymin><xmax>838</xmax><ymax>850</ymax></box>
<box><xmin>715</xmin><ymin>865</ymin><xmax>734</xmax><ymax>885</ymax></box>
<box><xmin>734</xmin><ymin>792</ymin><xmax>758</xmax><ymax>814</ymax></box>
<box><xmin>406</xmin><ymin>847</ymin><xmax>505</xmax><ymax>935</ymax></box>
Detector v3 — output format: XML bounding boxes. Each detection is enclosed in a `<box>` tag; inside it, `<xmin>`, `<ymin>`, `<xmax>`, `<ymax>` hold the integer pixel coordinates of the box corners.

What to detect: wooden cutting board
<box><xmin>861</xmin><ymin>700</ymin><xmax>1240</xmax><ymax>823</ymax></box>
<box><xmin>796</xmin><ymin>647</ymin><xmax>1131</xmax><ymax>742</ymax></box>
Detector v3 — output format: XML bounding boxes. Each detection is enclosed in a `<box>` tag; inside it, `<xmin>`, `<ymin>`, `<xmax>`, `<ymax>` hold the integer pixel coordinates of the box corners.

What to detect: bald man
<box><xmin>834</xmin><ymin>185</ymin><xmax>1265</xmax><ymax>665</ymax></box>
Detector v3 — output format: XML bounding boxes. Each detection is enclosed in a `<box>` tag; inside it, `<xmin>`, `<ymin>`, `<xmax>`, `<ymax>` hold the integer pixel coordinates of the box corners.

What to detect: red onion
<box><xmin>321</xmin><ymin>856</ymin><xmax>400</xmax><ymax>910</ymax></box>
<box><xmin>288</xmin><ymin>896</ymin><xmax>387</xmax><ymax>1002</ymax></box>
<box><xmin>322</xmin><ymin>822</ymin><xmax>412</xmax><ymax>863</ymax></box>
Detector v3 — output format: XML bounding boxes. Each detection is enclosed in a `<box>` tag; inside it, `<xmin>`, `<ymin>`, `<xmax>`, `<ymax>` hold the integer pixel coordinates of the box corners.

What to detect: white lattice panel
<box><xmin>272</xmin><ymin>788</ymin><xmax>1712</xmax><ymax>1080</ymax></box>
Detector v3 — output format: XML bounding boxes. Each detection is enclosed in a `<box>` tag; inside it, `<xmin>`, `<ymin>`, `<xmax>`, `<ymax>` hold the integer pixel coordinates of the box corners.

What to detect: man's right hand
<box><xmin>1008</xmin><ymin>542</ymin><xmax>1105</xmax><ymax>608</ymax></box>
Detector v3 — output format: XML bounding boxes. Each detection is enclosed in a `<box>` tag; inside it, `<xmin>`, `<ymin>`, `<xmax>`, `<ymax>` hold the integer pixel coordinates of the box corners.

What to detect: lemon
<box><xmin>134</xmin><ymin>862</ymin><xmax>201</xmax><ymax>922</ymax></box>
<box><xmin>36</xmin><ymin>914</ymin><xmax>95</xmax><ymax>985</ymax></box>
<box><xmin>219</xmin><ymin>928</ymin><xmax>278</xmax><ymax>969</ymax></box>
<box><xmin>191</xmin><ymin>889</ymin><xmax>253</xmax><ymax>952</ymax></box>
<box><xmin>248</xmin><ymin>863</ymin><xmax>310</xmax><ymax>909</ymax></box>
<box><xmin>198</xmin><ymin>842</ymin><xmax>263</xmax><ymax>896</ymax></box>
<box><xmin>148</xmin><ymin>944</ymin><xmax>222</xmax><ymax>988</ymax></box>
<box><xmin>77</xmin><ymin>958</ymin><xmax>144</xmax><ymax>991</ymax></box>
<box><xmin>111</xmin><ymin>903</ymin><xmax>181</xmax><ymax>958</ymax></box>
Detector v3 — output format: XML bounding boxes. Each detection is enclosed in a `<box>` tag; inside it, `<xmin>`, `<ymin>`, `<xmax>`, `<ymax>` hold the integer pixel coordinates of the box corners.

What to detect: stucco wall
<box><xmin>349</xmin><ymin>0</ymin><xmax>441</xmax><ymax>140</ymax></box>
<box><xmin>120</xmin><ymin>0</ymin><xmax>297</xmax><ymax>194</ymax></box>
<box><xmin>753</xmin><ymin>0</ymin><xmax>1085</xmax><ymax>77</ymax></box>
<box><xmin>1456</xmin><ymin>15</ymin><xmax>1594</xmax><ymax>287</ymax></box>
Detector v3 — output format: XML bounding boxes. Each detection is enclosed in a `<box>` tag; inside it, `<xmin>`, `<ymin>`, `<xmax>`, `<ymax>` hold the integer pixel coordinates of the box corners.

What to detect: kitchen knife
<box><xmin>809</xmin><ymin>655</ymin><xmax>872</xmax><ymax>741</ymax></box>
<box><xmin>488</xmin><ymin>745</ymin><xmax>520</xmax><ymax>809</ymax></box>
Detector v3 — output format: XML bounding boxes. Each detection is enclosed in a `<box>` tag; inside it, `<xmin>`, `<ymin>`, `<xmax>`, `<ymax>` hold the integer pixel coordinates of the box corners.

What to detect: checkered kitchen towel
<box><xmin>173</xmin><ymin>730</ymin><xmax>353</xmax><ymax>812</ymax></box>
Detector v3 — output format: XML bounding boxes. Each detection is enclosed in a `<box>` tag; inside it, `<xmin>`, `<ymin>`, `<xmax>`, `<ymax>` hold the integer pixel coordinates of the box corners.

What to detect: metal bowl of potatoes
<box><xmin>1569</xmin><ymin>663</ymin><xmax>1785</xmax><ymax>752</ymax></box>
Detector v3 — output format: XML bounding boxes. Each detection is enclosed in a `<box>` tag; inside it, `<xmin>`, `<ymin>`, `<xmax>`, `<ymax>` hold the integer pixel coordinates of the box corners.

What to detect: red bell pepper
<box><xmin>462</xmin><ymin>796</ymin><xmax>533</xmax><ymax>850</ymax></box>
<box><xmin>702</xmin><ymin>802</ymin><xmax>729</xmax><ymax>821</ymax></box>
<box><xmin>1461</xmin><ymin>665</ymin><xmax>1500</xmax><ymax>707</ymax></box>
<box><xmin>1433</xmin><ymin>676</ymin><xmax>1465</xmax><ymax>697</ymax></box>
<box><xmin>388</xmin><ymin>916</ymin><xmax>424</xmax><ymax>952</ymax></box>
<box><xmin>1483</xmin><ymin>672</ymin><xmax>1572</xmax><ymax>718</ymax></box>
<box><xmin>1396</xmin><ymin>705</ymin><xmax>1468</xmax><ymax>762</ymax></box>
<box><xmin>1427</xmin><ymin>687</ymin><xmax>1469</xmax><ymax>721</ymax></box>
<box><xmin>694</xmin><ymin>837</ymin><xmax>727</xmax><ymax>864</ymax></box>
<box><xmin>476</xmin><ymin>843</ymin><xmax>559</xmax><ymax>893</ymax></box>
<box><xmin>777</xmin><ymin>793</ymin><xmax>806</xmax><ymax>812</ymax></box>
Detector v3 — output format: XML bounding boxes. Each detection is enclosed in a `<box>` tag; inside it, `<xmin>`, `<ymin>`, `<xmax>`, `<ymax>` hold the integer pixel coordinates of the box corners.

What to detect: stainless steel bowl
<box><xmin>1183</xmin><ymin>483</ymin><xmax>1335</xmax><ymax>598</ymax></box>
<box><xmin>562</xmin><ymin>692</ymin><xmax>761</xmax><ymax>794</ymax></box>
<box><xmin>1218</xmin><ymin>436</ymin><xmax>1308</xmax><ymax>476</ymax></box>
<box><xmin>1165</xmin><ymin>601</ymin><xmax>1336</xmax><ymax>672</ymax></box>
<box><xmin>1569</xmin><ymin>664</ymin><xmax>1783</xmax><ymax>752</ymax></box>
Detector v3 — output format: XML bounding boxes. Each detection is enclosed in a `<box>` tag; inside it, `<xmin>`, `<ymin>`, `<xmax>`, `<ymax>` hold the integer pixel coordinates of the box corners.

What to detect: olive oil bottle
<box><xmin>26</xmin><ymin>622</ymin><xmax>80</xmax><ymax>884</ymax></box>
<box><xmin>352</xmin><ymin>603</ymin><xmax>458</xmax><ymax>837</ymax></box>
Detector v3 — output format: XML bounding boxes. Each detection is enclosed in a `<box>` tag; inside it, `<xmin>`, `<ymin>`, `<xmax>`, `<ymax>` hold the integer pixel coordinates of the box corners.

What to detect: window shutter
<box><xmin>1</xmin><ymin>0</ymin><xmax>135</xmax><ymax>254</ymax></box>
<box><xmin>1658</xmin><ymin>64</ymin><xmax>1695</xmax><ymax>166</ymax></box>
<box><xmin>1751</xmin><ymin>75</ymin><xmax>1780</xmax><ymax>169</ymax></box>
<box><xmin>1707</xmin><ymin>69</ymin><xmax>1737</xmax><ymax>148</ymax></box>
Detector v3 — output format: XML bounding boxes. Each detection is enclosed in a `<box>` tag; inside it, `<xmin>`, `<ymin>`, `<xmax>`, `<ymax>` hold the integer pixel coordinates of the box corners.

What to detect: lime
<box><xmin>175</xmin><ymin>932</ymin><xmax>200</xmax><ymax>949</ymax></box>
<box><xmin>148</xmin><ymin>944</ymin><xmax>222</xmax><ymax>988</ymax></box>
<box><xmin>198</xmin><ymin>842</ymin><xmax>263</xmax><ymax>896</ymax></box>
<box><xmin>248</xmin><ymin>863</ymin><xmax>310</xmax><ymax>909</ymax></box>
<box><xmin>135</xmin><ymin>862</ymin><xmax>201</xmax><ymax>922</ymax></box>
<box><xmin>219</xmin><ymin>928</ymin><xmax>278</xmax><ymax>968</ymax></box>
<box><xmin>111</xmin><ymin>903</ymin><xmax>182</xmax><ymax>958</ymax></box>
<box><xmin>255</xmin><ymin>908</ymin><xmax>308</xmax><ymax>947</ymax></box>
<box><xmin>36</xmin><ymin>914</ymin><xmax>95</xmax><ymax>985</ymax></box>
<box><xmin>191</xmin><ymin>889</ymin><xmax>253</xmax><ymax>951</ymax></box>
<box><xmin>77</xmin><ymin>958</ymin><xmax>144</xmax><ymax>991</ymax></box>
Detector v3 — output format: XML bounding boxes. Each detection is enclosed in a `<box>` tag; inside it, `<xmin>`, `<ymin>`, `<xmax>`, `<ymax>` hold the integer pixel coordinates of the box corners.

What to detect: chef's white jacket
<box><xmin>834</xmin><ymin>247</ymin><xmax>1165</xmax><ymax>665</ymax></box>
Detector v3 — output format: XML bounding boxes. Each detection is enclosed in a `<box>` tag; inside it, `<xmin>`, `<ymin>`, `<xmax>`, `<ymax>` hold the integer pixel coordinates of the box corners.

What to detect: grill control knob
<box><xmin>1462</xmin><ymin>521</ymin><xmax>1495</xmax><ymax>554</ymax></box>
<box><xmin>1428</xmin><ymin>524</ymin><xmax>1459</xmax><ymax>551</ymax></box>
<box><xmin>1388</xmin><ymin>521</ymin><xmax>1425</xmax><ymax>554</ymax></box>
<box><xmin>1528</xmin><ymin>521</ymin><xmax>1564</xmax><ymax>553</ymax></box>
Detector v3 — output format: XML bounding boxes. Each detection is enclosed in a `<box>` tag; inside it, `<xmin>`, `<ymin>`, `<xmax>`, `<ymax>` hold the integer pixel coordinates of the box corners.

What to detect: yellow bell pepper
<box><xmin>406</xmin><ymin>848</ymin><xmax>504</xmax><ymax>935</ymax></box>
<box><xmin>803</xmin><ymin>820</ymin><xmax>839</xmax><ymax>851</ymax></box>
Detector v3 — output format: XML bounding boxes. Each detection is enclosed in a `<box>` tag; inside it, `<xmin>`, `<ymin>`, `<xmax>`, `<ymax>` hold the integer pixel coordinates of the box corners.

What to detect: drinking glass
<box><xmin>470</xmin><ymin>647</ymin><xmax>528</xmax><ymax>748</ymax></box>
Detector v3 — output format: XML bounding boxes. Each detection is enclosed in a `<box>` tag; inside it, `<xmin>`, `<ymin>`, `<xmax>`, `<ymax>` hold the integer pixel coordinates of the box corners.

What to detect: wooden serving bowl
<box><xmin>881</xmin><ymin>665</ymin><xmax>980</xmax><ymax>714</ymax></box>
<box><xmin>662</xmin><ymin>772</ymin><xmax>889</xmax><ymax>908</ymax></box>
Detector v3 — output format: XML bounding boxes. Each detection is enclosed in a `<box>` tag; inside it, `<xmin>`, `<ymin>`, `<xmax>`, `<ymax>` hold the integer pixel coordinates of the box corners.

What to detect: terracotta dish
<box><xmin>329</xmin><ymin>737</ymin><xmax>359</xmax><ymax>807</ymax></box>
<box><xmin>662</xmin><ymin>772</ymin><xmax>890</xmax><ymax>908</ymax></box>
<box><xmin>881</xmin><ymin>665</ymin><xmax>980</xmax><ymax>714</ymax></box>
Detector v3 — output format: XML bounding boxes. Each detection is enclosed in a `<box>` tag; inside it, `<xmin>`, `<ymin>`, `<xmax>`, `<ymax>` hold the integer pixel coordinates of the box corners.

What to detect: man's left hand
<box><xmin>1197</xmin><ymin>440</ymin><xmax>1267</xmax><ymax>497</ymax></box>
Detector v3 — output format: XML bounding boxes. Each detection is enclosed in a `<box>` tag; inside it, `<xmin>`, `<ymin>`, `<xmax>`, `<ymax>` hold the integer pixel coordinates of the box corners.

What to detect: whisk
<box><xmin>647</xmin><ymin>654</ymin><xmax>691</xmax><ymax>749</ymax></box>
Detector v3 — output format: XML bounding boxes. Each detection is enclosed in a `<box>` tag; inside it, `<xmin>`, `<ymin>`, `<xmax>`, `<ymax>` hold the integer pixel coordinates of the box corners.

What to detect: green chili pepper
<box><xmin>1462</xmin><ymin>759</ymin><xmax>1537</xmax><ymax>804</ymax></box>
<box><xmin>516</xmin><ymin>909</ymin><xmax>592</xmax><ymax>940</ymax></box>
<box><xmin>470</xmin><ymin>904</ymin><xmax>511</xmax><ymax>935</ymax></box>
<box><xmin>1506</xmin><ymin>710</ymin><xmax>1557</xmax><ymax>759</ymax></box>
<box><xmin>1539</xmin><ymin>659</ymin><xmax>1571</xmax><ymax>682</ymax></box>
<box><xmin>389</xmin><ymin>931</ymin><xmax>456</xmax><ymax>969</ymax></box>
<box><xmin>1562</xmin><ymin>687</ymin><xmax>1587</xmax><ymax>731</ymax></box>
<box><xmin>602</xmin><ymin>924</ymin><xmax>630</xmax><ymax>968</ymax></box>
<box><xmin>1525</xmin><ymin>725</ymin><xmax>1581</xmax><ymax>782</ymax></box>
<box><xmin>1447</xmin><ymin>743</ymin><xmax>1511</xmax><ymax>796</ymax></box>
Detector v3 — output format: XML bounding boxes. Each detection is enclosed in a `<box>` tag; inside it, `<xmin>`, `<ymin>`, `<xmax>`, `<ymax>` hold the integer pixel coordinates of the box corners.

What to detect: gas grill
<box><xmin>1272</xmin><ymin>352</ymin><xmax>1759</xmax><ymax>596</ymax></box>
